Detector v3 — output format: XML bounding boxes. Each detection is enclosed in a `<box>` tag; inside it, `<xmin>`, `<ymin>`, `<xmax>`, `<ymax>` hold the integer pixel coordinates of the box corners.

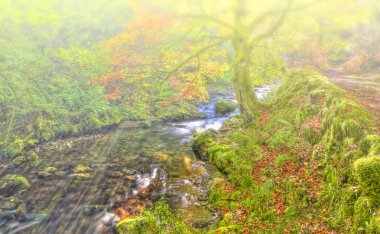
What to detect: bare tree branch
<box><xmin>167</xmin><ymin>39</ymin><xmax>227</xmax><ymax>75</ymax></box>
<box><xmin>182</xmin><ymin>14</ymin><xmax>237</xmax><ymax>32</ymax></box>
<box><xmin>249</xmin><ymin>0</ymin><xmax>293</xmax><ymax>46</ymax></box>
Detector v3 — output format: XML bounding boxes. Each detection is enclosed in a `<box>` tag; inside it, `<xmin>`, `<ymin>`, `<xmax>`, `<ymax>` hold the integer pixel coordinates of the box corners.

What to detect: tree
<box><xmin>174</xmin><ymin>0</ymin><xmax>295</xmax><ymax>123</ymax></box>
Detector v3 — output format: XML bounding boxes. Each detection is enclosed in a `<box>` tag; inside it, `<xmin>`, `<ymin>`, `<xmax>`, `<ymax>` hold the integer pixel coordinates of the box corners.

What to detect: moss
<box><xmin>368</xmin><ymin>212</ymin><xmax>380</xmax><ymax>234</ymax></box>
<box><xmin>0</xmin><ymin>174</ymin><xmax>30</xmax><ymax>195</ymax></box>
<box><xmin>260</xmin><ymin>179</ymin><xmax>276</xmax><ymax>195</ymax></box>
<box><xmin>26</xmin><ymin>151</ymin><xmax>41</xmax><ymax>167</ymax></box>
<box><xmin>359</xmin><ymin>135</ymin><xmax>380</xmax><ymax>156</ymax></box>
<box><xmin>275</xmin><ymin>153</ymin><xmax>293</xmax><ymax>166</ymax></box>
<box><xmin>192</xmin><ymin>69</ymin><xmax>379</xmax><ymax>232</ymax></box>
<box><xmin>9</xmin><ymin>155</ymin><xmax>28</xmax><ymax>168</ymax></box>
<box><xmin>214</xmin><ymin>100</ymin><xmax>236</xmax><ymax>115</ymax></box>
<box><xmin>3</xmin><ymin>139</ymin><xmax>24</xmax><ymax>158</ymax></box>
<box><xmin>353</xmin><ymin>156</ymin><xmax>380</xmax><ymax>200</ymax></box>
<box><xmin>354</xmin><ymin>196</ymin><xmax>373</xmax><ymax>232</ymax></box>
<box><xmin>116</xmin><ymin>217</ymin><xmax>152</xmax><ymax>234</ymax></box>
<box><xmin>268</xmin><ymin>129</ymin><xmax>298</xmax><ymax>149</ymax></box>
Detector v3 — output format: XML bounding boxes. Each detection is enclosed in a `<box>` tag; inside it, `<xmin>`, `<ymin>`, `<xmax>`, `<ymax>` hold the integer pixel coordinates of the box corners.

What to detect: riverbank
<box><xmin>193</xmin><ymin>69</ymin><xmax>379</xmax><ymax>233</ymax></box>
<box><xmin>0</xmin><ymin>84</ymin><xmax>259</xmax><ymax>233</ymax></box>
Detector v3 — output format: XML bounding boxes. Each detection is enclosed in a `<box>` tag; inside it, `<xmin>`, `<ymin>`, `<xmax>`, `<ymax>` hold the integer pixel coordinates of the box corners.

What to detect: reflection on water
<box><xmin>0</xmin><ymin>86</ymin><xmax>270</xmax><ymax>234</ymax></box>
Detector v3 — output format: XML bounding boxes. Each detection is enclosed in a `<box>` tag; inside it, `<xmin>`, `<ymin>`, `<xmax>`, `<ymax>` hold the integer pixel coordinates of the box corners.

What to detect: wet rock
<box><xmin>191</xmin><ymin>220</ymin><xmax>212</xmax><ymax>229</ymax></box>
<box><xmin>83</xmin><ymin>204</ymin><xmax>106</xmax><ymax>215</ymax></box>
<box><xmin>125</xmin><ymin>175</ymin><xmax>136</xmax><ymax>181</ymax></box>
<box><xmin>0</xmin><ymin>197</ymin><xmax>22</xmax><ymax>210</ymax></box>
<box><xmin>123</xmin><ymin>169</ymin><xmax>137</xmax><ymax>175</ymax></box>
<box><xmin>95</xmin><ymin>212</ymin><xmax>120</xmax><ymax>232</ymax></box>
<box><xmin>152</xmin><ymin>152</ymin><xmax>170</xmax><ymax>161</ymax></box>
<box><xmin>9</xmin><ymin>156</ymin><xmax>27</xmax><ymax>168</ymax></box>
<box><xmin>214</xmin><ymin>100</ymin><xmax>236</xmax><ymax>115</ymax></box>
<box><xmin>126</xmin><ymin>198</ymin><xmax>151</xmax><ymax>215</ymax></box>
<box><xmin>46</xmin><ymin>166</ymin><xmax>58</xmax><ymax>173</ymax></box>
<box><xmin>69</xmin><ymin>173</ymin><xmax>92</xmax><ymax>179</ymax></box>
<box><xmin>73</xmin><ymin>164</ymin><xmax>92</xmax><ymax>173</ymax></box>
<box><xmin>37</xmin><ymin>171</ymin><xmax>53</xmax><ymax>178</ymax></box>
<box><xmin>25</xmin><ymin>151</ymin><xmax>41</xmax><ymax>167</ymax></box>
<box><xmin>116</xmin><ymin>217</ymin><xmax>153</xmax><ymax>234</ymax></box>
<box><xmin>138</xmin><ymin>188</ymin><xmax>150</xmax><ymax>198</ymax></box>
<box><xmin>0</xmin><ymin>174</ymin><xmax>30</xmax><ymax>196</ymax></box>
<box><xmin>111</xmin><ymin>171</ymin><xmax>124</xmax><ymax>178</ymax></box>
<box><xmin>198</xmin><ymin>194</ymin><xmax>208</xmax><ymax>201</ymax></box>
<box><xmin>200</xmin><ymin>201</ymin><xmax>209</xmax><ymax>206</ymax></box>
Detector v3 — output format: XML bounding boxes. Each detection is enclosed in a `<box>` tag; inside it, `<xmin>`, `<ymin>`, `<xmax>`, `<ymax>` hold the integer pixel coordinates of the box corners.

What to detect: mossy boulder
<box><xmin>193</xmin><ymin>130</ymin><xmax>218</xmax><ymax>160</ymax></box>
<box><xmin>3</xmin><ymin>139</ymin><xmax>24</xmax><ymax>158</ymax></box>
<box><xmin>215</xmin><ymin>100</ymin><xmax>236</xmax><ymax>115</ymax></box>
<box><xmin>0</xmin><ymin>174</ymin><xmax>30</xmax><ymax>196</ymax></box>
<box><xmin>73</xmin><ymin>164</ymin><xmax>92</xmax><ymax>173</ymax></box>
<box><xmin>353</xmin><ymin>156</ymin><xmax>380</xmax><ymax>200</ymax></box>
<box><xmin>116</xmin><ymin>217</ymin><xmax>153</xmax><ymax>234</ymax></box>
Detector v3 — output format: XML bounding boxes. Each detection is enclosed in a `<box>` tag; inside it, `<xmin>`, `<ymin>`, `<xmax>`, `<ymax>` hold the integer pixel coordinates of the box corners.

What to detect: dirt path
<box><xmin>324</xmin><ymin>69</ymin><xmax>380</xmax><ymax>120</ymax></box>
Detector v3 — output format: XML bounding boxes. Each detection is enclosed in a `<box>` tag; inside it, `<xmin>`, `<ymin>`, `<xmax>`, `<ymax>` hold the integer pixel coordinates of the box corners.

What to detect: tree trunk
<box><xmin>232</xmin><ymin>42</ymin><xmax>259</xmax><ymax>123</ymax></box>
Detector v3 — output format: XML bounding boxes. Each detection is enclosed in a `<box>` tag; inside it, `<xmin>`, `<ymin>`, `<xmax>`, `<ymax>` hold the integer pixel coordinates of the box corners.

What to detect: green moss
<box><xmin>275</xmin><ymin>153</ymin><xmax>293</xmax><ymax>165</ymax></box>
<box><xmin>353</xmin><ymin>156</ymin><xmax>380</xmax><ymax>200</ymax></box>
<box><xmin>354</xmin><ymin>196</ymin><xmax>373</xmax><ymax>232</ymax></box>
<box><xmin>214</xmin><ymin>100</ymin><xmax>236</xmax><ymax>115</ymax></box>
<box><xmin>268</xmin><ymin>129</ymin><xmax>298</xmax><ymax>149</ymax></box>
<box><xmin>116</xmin><ymin>217</ymin><xmax>151</xmax><ymax>234</ymax></box>
<box><xmin>124</xmin><ymin>199</ymin><xmax>190</xmax><ymax>234</ymax></box>
<box><xmin>26</xmin><ymin>151</ymin><xmax>41</xmax><ymax>167</ymax></box>
<box><xmin>0</xmin><ymin>174</ymin><xmax>30</xmax><ymax>194</ymax></box>
<box><xmin>368</xmin><ymin>212</ymin><xmax>380</xmax><ymax>234</ymax></box>
<box><xmin>359</xmin><ymin>135</ymin><xmax>380</xmax><ymax>156</ymax></box>
<box><xmin>3</xmin><ymin>139</ymin><xmax>24</xmax><ymax>158</ymax></box>
<box><xmin>193</xmin><ymin>69</ymin><xmax>379</xmax><ymax>232</ymax></box>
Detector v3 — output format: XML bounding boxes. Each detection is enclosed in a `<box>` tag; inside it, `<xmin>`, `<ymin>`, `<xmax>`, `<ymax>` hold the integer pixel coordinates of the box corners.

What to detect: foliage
<box><xmin>193</xmin><ymin>70</ymin><xmax>378</xmax><ymax>233</ymax></box>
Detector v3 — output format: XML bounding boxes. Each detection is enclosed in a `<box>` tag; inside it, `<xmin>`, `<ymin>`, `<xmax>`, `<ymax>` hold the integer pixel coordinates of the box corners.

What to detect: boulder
<box><xmin>214</xmin><ymin>100</ymin><xmax>236</xmax><ymax>115</ymax></box>
<box><xmin>116</xmin><ymin>217</ymin><xmax>153</xmax><ymax>234</ymax></box>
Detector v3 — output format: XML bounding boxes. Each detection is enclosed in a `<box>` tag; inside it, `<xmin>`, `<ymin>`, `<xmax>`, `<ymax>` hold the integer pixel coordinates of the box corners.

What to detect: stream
<box><xmin>0</xmin><ymin>85</ymin><xmax>270</xmax><ymax>234</ymax></box>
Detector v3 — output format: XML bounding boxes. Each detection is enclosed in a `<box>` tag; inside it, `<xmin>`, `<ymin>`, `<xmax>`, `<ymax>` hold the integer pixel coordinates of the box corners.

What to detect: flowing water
<box><xmin>0</xmin><ymin>86</ymin><xmax>270</xmax><ymax>234</ymax></box>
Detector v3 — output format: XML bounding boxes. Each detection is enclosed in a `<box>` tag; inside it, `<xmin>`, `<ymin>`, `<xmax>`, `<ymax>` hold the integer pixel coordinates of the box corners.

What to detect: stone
<box><xmin>214</xmin><ymin>100</ymin><xmax>236</xmax><ymax>115</ymax></box>
<box><xmin>116</xmin><ymin>217</ymin><xmax>153</xmax><ymax>234</ymax></box>
<box><xmin>73</xmin><ymin>164</ymin><xmax>92</xmax><ymax>173</ymax></box>
<box><xmin>69</xmin><ymin>173</ymin><xmax>92</xmax><ymax>179</ymax></box>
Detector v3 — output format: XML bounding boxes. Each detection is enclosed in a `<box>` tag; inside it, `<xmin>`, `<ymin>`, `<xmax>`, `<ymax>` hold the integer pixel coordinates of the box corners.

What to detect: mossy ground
<box><xmin>194</xmin><ymin>69</ymin><xmax>379</xmax><ymax>233</ymax></box>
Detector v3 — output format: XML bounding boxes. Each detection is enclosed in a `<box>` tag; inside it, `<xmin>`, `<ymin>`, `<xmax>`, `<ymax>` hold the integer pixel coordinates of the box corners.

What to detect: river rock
<box><xmin>0</xmin><ymin>196</ymin><xmax>23</xmax><ymax>210</ymax></box>
<box><xmin>83</xmin><ymin>204</ymin><xmax>106</xmax><ymax>215</ymax></box>
<box><xmin>0</xmin><ymin>174</ymin><xmax>30</xmax><ymax>196</ymax></box>
<box><xmin>69</xmin><ymin>173</ymin><xmax>92</xmax><ymax>179</ymax></box>
<box><xmin>214</xmin><ymin>100</ymin><xmax>236</xmax><ymax>115</ymax></box>
<box><xmin>73</xmin><ymin>164</ymin><xmax>92</xmax><ymax>173</ymax></box>
<box><xmin>8</xmin><ymin>156</ymin><xmax>27</xmax><ymax>168</ymax></box>
<box><xmin>116</xmin><ymin>217</ymin><xmax>153</xmax><ymax>234</ymax></box>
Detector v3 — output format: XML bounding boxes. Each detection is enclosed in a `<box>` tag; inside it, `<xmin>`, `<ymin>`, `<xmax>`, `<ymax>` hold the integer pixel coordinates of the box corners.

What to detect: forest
<box><xmin>0</xmin><ymin>0</ymin><xmax>379</xmax><ymax>233</ymax></box>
